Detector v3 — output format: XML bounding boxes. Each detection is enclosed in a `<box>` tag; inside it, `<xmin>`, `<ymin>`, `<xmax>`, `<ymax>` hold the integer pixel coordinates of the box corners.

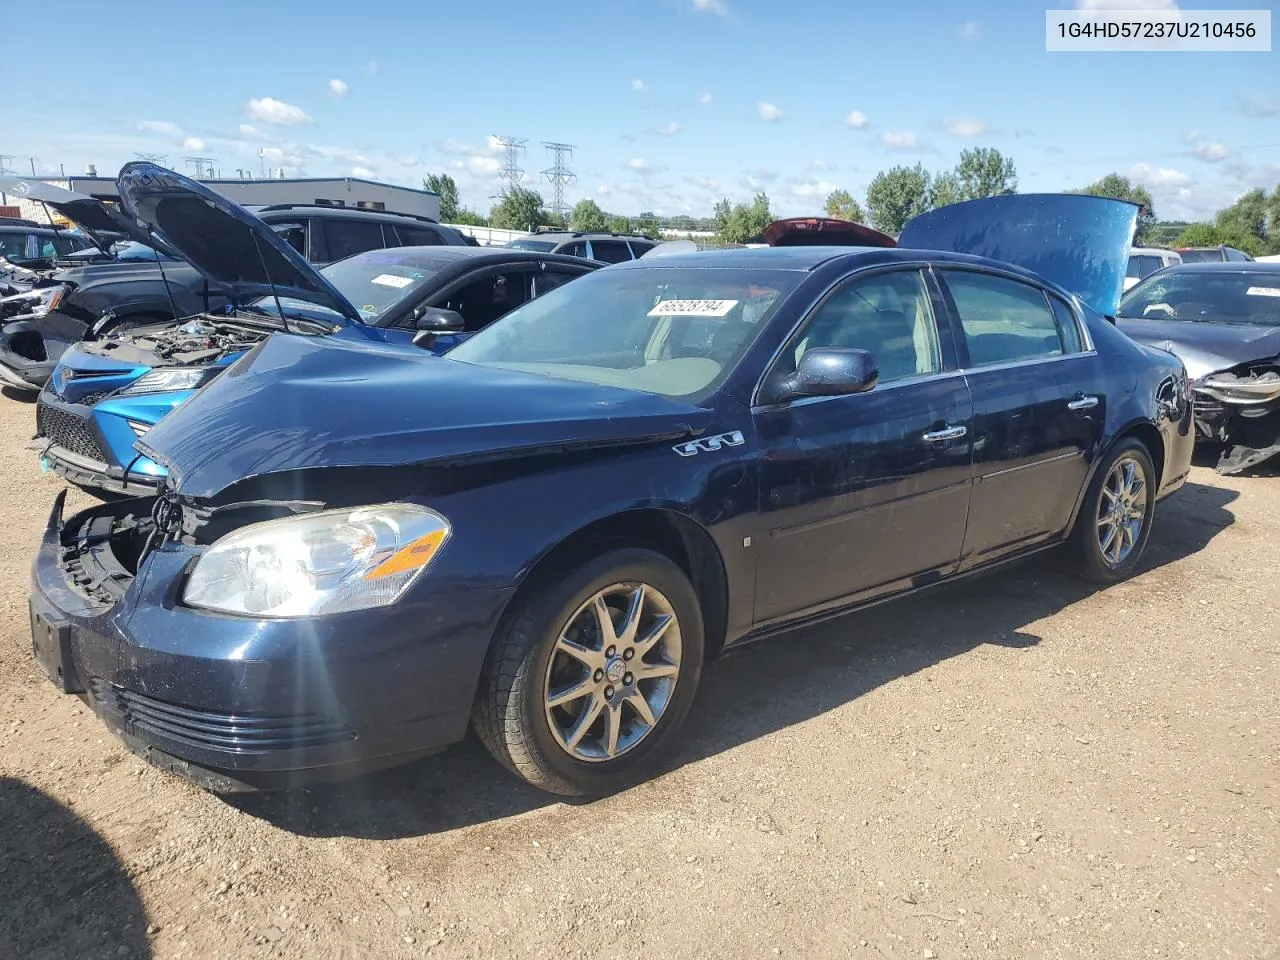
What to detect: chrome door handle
<box><xmin>1067</xmin><ymin>395</ymin><xmax>1100</xmax><ymax>411</ymax></box>
<box><xmin>922</xmin><ymin>425</ymin><xmax>968</xmax><ymax>443</ymax></box>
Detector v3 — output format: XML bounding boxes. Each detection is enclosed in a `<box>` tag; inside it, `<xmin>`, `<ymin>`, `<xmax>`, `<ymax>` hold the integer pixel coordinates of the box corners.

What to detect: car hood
<box><xmin>0</xmin><ymin>176</ymin><xmax>167</xmax><ymax>256</ymax></box>
<box><xmin>898</xmin><ymin>193</ymin><xmax>1139</xmax><ymax>319</ymax></box>
<box><xmin>115</xmin><ymin>162</ymin><xmax>362</xmax><ymax>324</ymax></box>
<box><xmin>1115</xmin><ymin>316</ymin><xmax>1280</xmax><ymax>379</ymax></box>
<box><xmin>137</xmin><ymin>333</ymin><xmax>711</xmax><ymax>498</ymax></box>
<box><xmin>762</xmin><ymin>217</ymin><xmax>896</xmax><ymax>248</ymax></box>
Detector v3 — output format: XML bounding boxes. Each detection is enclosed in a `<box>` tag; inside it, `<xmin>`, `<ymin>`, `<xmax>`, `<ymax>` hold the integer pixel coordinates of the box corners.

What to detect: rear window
<box><xmin>395</xmin><ymin>226</ymin><xmax>445</xmax><ymax>246</ymax></box>
<box><xmin>506</xmin><ymin>239</ymin><xmax>556</xmax><ymax>252</ymax></box>
<box><xmin>1177</xmin><ymin>249</ymin><xmax>1223</xmax><ymax>263</ymax></box>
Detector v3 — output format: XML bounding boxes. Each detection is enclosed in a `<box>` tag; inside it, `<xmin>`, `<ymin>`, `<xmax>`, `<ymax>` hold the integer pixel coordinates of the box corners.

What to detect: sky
<box><xmin>6</xmin><ymin>0</ymin><xmax>1278</xmax><ymax>222</ymax></box>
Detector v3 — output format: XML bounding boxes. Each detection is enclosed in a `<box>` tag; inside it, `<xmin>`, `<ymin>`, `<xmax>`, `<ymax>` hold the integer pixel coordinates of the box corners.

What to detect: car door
<box><xmin>753</xmin><ymin>267</ymin><xmax>974</xmax><ymax>624</ymax></box>
<box><xmin>934</xmin><ymin>267</ymin><xmax>1106</xmax><ymax>569</ymax></box>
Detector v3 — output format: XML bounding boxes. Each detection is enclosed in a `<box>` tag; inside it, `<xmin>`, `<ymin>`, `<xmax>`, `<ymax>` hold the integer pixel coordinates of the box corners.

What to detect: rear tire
<box><xmin>473</xmin><ymin>548</ymin><xmax>704</xmax><ymax>796</ymax></box>
<box><xmin>1071</xmin><ymin>438</ymin><xmax>1156</xmax><ymax>583</ymax></box>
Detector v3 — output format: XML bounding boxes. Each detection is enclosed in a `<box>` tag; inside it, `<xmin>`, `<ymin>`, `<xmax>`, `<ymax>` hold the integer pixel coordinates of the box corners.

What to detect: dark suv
<box><xmin>0</xmin><ymin>180</ymin><xmax>471</xmax><ymax>391</ymax></box>
<box><xmin>506</xmin><ymin>231</ymin><xmax>657</xmax><ymax>263</ymax></box>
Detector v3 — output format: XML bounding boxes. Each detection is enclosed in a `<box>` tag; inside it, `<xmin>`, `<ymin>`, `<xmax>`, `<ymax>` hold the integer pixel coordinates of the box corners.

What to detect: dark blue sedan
<box><xmin>28</xmin><ymin>194</ymin><xmax>1194</xmax><ymax>796</ymax></box>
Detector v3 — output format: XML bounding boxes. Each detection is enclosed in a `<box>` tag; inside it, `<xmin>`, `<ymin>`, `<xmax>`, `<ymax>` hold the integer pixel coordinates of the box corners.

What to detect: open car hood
<box><xmin>762</xmin><ymin>217</ymin><xmax>896</xmax><ymax>248</ymax></box>
<box><xmin>898</xmin><ymin>194</ymin><xmax>1139</xmax><ymax>319</ymax></box>
<box><xmin>137</xmin><ymin>334</ymin><xmax>710</xmax><ymax>498</ymax></box>
<box><xmin>115</xmin><ymin>162</ymin><xmax>362</xmax><ymax>324</ymax></box>
<box><xmin>0</xmin><ymin>176</ymin><xmax>171</xmax><ymax>257</ymax></box>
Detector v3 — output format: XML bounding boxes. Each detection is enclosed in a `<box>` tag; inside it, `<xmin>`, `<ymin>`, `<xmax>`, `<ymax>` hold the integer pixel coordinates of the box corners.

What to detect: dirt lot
<box><xmin>0</xmin><ymin>388</ymin><xmax>1276</xmax><ymax>960</ymax></box>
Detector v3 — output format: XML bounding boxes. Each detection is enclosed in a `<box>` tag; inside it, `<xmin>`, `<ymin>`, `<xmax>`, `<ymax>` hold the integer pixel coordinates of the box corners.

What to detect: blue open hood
<box><xmin>898</xmin><ymin>193</ymin><xmax>1139</xmax><ymax>319</ymax></box>
<box><xmin>115</xmin><ymin>162</ymin><xmax>362</xmax><ymax>324</ymax></box>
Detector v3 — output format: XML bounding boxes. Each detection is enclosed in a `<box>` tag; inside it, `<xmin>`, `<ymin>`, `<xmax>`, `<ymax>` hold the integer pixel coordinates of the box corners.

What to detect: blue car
<box><xmin>34</xmin><ymin>163</ymin><xmax>599</xmax><ymax>495</ymax></box>
<box><xmin>28</xmin><ymin>186</ymin><xmax>1194</xmax><ymax>796</ymax></box>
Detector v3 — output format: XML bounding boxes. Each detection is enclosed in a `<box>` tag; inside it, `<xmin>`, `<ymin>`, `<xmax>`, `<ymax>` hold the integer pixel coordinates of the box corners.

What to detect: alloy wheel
<box><xmin>1096</xmin><ymin>455</ymin><xmax>1147</xmax><ymax>567</ymax></box>
<box><xmin>543</xmin><ymin>582</ymin><xmax>683</xmax><ymax>763</ymax></box>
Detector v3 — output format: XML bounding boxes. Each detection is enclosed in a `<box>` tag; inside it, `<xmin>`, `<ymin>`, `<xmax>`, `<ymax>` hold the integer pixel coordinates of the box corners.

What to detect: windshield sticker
<box><xmin>371</xmin><ymin>273</ymin><xmax>414</xmax><ymax>289</ymax></box>
<box><xmin>1246</xmin><ymin>286</ymin><xmax>1280</xmax><ymax>298</ymax></box>
<box><xmin>648</xmin><ymin>299</ymin><xmax>739</xmax><ymax>317</ymax></box>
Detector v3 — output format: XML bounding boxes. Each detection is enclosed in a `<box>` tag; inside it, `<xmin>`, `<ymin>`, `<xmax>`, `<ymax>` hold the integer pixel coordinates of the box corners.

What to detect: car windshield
<box><xmin>1119</xmin><ymin>271</ymin><xmax>1280</xmax><ymax>324</ymax></box>
<box><xmin>447</xmin><ymin>265</ymin><xmax>802</xmax><ymax>400</ymax></box>
<box><xmin>506</xmin><ymin>238</ymin><xmax>557</xmax><ymax>252</ymax></box>
<box><xmin>1176</xmin><ymin>249</ymin><xmax>1223</xmax><ymax>263</ymax></box>
<box><xmin>262</xmin><ymin>248</ymin><xmax>450</xmax><ymax>323</ymax></box>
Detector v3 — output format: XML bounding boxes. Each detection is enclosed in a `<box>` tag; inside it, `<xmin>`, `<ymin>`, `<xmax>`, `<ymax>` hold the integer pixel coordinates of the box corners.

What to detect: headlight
<box><xmin>183</xmin><ymin>504</ymin><xmax>451</xmax><ymax>617</ymax></box>
<box><xmin>118</xmin><ymin>366</ymin><xmax>223</xmax><ymax>395</ymax></box>
<box><xmin>0</xmin><ymin>283</ymin><xmax>68</xmax><ymax>318</ymax></box>
<box><xmin>1194</xmin><ymin>375</ymin><xmax>1280</xmax><ymax>405</ymax></box>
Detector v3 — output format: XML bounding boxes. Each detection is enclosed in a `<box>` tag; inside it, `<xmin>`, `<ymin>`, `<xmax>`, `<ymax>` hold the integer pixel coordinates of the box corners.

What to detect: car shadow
<box><xmin>233</xmin><ymin>480</ymin><xmax>1238</xmax><ymax>839</ymax></box>
<box><xmin>0</xmin><ymin>385</ymin><xmax>36</xmax><ymax>403</ymax></box>
<box><xmin>0</xmin><ymin>777</ymin><xmax>153</xmax><ymax>960</ymax></box>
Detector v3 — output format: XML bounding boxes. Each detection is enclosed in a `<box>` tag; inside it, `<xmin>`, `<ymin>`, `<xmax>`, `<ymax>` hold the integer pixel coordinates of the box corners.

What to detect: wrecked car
<box><xmin>1118</xmin><ymin>261</ymin><xmax>1280</xmax><ymax>474</ymax></box>
<box><xmin>29</xmin><ymin>193</ymin><xmax>1193</xmax><ymax>796</ymax></box>
<box><xmin>35</xmin><ymin>163</ymin><xmax>600</xmax><ymax>495</ymax></box>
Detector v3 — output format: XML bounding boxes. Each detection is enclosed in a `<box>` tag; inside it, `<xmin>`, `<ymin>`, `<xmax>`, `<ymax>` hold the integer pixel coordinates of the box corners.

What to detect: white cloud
<box><xmin>329</xmin><ymin>78</ymin><xmax>349</xmax><ymax>98</ymax></box>
<box><xmin>947</xmin><ymin>118</ymin><xmax>988</xmax><ymax>137</ymax></box>
<box><xmin>133</xmin><ymin>120</ymin><xmax>182</xmax><ymax>137</ymax></box>
<box><xmin>692</xmin><ymin>0</ymin><xmax>729</xmax><ymax>13</ymax></box>
<box><xmin>747</xmin><ymin>168</ymin><xmax>780</xmax><ymax>183</ymax></box>
<box><xmin>1076</xmin><ymin>0</ymin><xmax>1179</xmax><ymax>22</ymax></box>
<box><xmin>699</xmin><ymin>91</ymin><xmax>713</xmax><ymax>105</ymax></box>
<box><xmin>843</xmin><ymin>110</ymin><xmax>869</xmax><ymax>129</ymax></box>
<box><xmin>628</xmin><ymin>157</ymin><xmax>650</xmax><ymax>171</ymax></box>
<box><xmin>881</xmin><ymin>131</ymin><xmax>920</xmax><ymax>150</ymax></box>
<box><xmin>1129</xmin><ymin>162</ymin><xmax>1192</xmax><ymax>187</ymax></box>
<box><xmin>596</xmin><ymin>184</ymin><xmax>611</xmax><ymax>197</ymax></box>
<box><xmin>757</xmin><ymin>102</ymin><xmax>784</xmax><ymax>122</ymax></box>
<box><xmin>1240</xmin><ymin>98</ymin><xmax>1279</xmax><ymax>117</ymax></box>
<box><xmin>181</xmin><ymin>137</ymin><xmax>206</xmax><ymax>151</ymax></box>
<box><xmin>246</xmin><ymin>97</ymin><xmax>312</xmax><ymax>126</ymax></box>
<box><xmin>467</xmin><ymin>156</ymin><xmax>500</xmax><ymax>175</ymax></box>
<box><xmin>790</xmin><ymin>178</ymin><xmax>838</xmax><ymax>199</ymax></box>
<box><xmin>957</xmin><ymin>20</ymin><xmax>982</xmax><ymax>41</ymax></box>
<box><xmin>1185</xmin><ymin>130</ymin><xmax>1229</xmax><ymax>162</ymax></box>
<box><xmin>632</xmin><ymin>78</ymin><xmax>648</xmax><ymax>93</ymax></box>
<box><xmin>351</xmin><ymin>166</ymin><xmax>377</xmax><ymax>178</ymax></box>
<box><xmin>657</xmin><ymin>122</ymin><xmax>681</xmax><ymax>136</ymax></box>
<box><xmin>237</xmin><ymin>123</ymin><xmax>272</xmax><ymax>141</ymax></box>
<box><xmin>685</xmin><ymin>175</ymin><xmax>721</xmax><ymax>192</ymax></box>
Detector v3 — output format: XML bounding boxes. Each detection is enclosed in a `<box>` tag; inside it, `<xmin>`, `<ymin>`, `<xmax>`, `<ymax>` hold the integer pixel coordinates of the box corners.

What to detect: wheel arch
<box><xmin>1067</xmin><ymin>417</ymin><xmax>1165</xmax><ymax>532</ymax></box>
<box><xmin>495</xmin><ymin>508</ymin><xmax>731</xmax><ymax>664</ymax></box>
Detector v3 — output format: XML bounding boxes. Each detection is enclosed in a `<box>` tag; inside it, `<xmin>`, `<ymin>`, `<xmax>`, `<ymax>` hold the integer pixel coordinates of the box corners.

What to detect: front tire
<box><xmin>1071</xmin><ymin>438</ymin><xmax>1156</xmax><ymax>583</ymax></box>
<box><xmin>473</xmin><ymin>548</ymin><xmax>704</xmax><ymax>796</ymax></box>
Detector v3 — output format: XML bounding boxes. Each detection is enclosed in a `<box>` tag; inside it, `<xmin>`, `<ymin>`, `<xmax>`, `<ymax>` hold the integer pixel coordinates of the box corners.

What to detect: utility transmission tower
<box><xmin>492</xmin><ymin>135</ymin><xmax>526</xmax><ymax>198</ymax></box>
<box><xmin>541</xmin><ymin>142</ymin><xmax>577</xmax><ymax>222</ymax></box>
<box><xmin>0</xmin><ymin>155</ymin><xmax>13</xmax><ymax>176</ymax></box>
<box><xmin>134</xmin><ymin>152</ymin><xmax>168</xmax><ymax>166</ymax></box>
<box><xmin>184</xmin><ymin>156</ymin><xmax>216</xmax><ymax>179</ymax></box>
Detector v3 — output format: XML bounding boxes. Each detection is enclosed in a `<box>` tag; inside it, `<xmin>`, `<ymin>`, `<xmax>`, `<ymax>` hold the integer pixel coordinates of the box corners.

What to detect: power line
<box><xmin>184</xmin><ymin>156</ymin><xmax>216</xmax><ymax>179</ymax></box>
<box><xmin>492</xmin><ymin>135</ymin><xmax>526</xmax><ymax>198</ymax></box>
<box><xmin>541</xmin><ymin>141</ymin><xmax>577</xmax><ymax>221</ymax></box>
<box><xmin>134</xmin><ymin>152</ymin><xmax>168</xmax><ymax>166</ymax></box>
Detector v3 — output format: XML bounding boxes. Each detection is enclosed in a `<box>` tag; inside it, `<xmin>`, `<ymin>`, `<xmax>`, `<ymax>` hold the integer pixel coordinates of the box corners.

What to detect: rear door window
<box><xmin>589</xmin><ymin>240</ymin><xmax>632</xmax><ymax>264</ymax></box>
<box><xmin>558</xmin><ymin>241</ymin><xmax>589</xmax><ymax>259</ymax></box>
<box><xmin>270</xmin><ymin>221</ymin><xmax>308</xmax><ymax>257</ymax></box>
<box><xmin>941</xmin><ymin>270</ymin><xmax>1066</xmax><ymax>367</ymax></box>
<box><xmin>432</xmin><ymin>270</ymin><xmax>535</xmax><ymax>332</ymax></box>
<box><xmin>320</xmin><ymin>219</ymin><xmax>388</xmax><ymax>261</ymax></box>
<box><xmin>531</xmin><ymin>266</ymin><xmax>586</xmax><ymax>298</ymax></box>
<box><xmin>394</xmin><ymin>226</ymin><xmax>445</xmax><ymax>246</ymax></box>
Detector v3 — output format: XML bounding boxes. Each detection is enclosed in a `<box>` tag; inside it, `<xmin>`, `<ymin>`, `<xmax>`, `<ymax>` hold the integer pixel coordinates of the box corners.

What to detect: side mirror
<box><xmin>413</xmin><ymin>306</ymin><xmax>465</xmax><ymax>349</ymax></box>
<box><xmin>776</xmin><ymin>348</ymin><xmax>878</xmax><ymax>402</ymax></box>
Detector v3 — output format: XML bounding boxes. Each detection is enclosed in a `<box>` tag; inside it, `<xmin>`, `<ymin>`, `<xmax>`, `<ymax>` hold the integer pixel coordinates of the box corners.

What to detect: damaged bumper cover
<box><xmin>1192</xmin><ymin>364</ymin><xmax>1280</xmax><ymax>474</ymax></box>
<box><xmin>29</xmin><ymin>493</ymin><xmax>511</xmax><ymax>792</ymax></box>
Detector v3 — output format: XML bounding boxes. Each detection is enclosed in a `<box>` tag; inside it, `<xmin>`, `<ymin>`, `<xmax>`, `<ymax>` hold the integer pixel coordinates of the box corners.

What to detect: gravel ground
<box><xmin>0</xmin><ymin>385</ymin><xmax>1275</xmax><ymax>960</ymax></box>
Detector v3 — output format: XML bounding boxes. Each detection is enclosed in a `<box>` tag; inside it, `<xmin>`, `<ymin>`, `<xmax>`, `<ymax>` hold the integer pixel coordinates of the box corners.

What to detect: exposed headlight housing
<box><xmin>0</xmin><ymin>284</ymin><xmax>68</xmax><ymax>319</ymax></box>
<box><xmin>1194</xmin><ymin>374</ymin><xmax>1280</xmax><ymax>405</ymax></box>
<box><xmin>183</xmin><ymin>504</ymin><xmax>451</xmax><ymax>617</ymax></box>
<box><xmin>118</xmin><ymin>366</ymin><xmax>223</xmax><ymax>396</ymax></box>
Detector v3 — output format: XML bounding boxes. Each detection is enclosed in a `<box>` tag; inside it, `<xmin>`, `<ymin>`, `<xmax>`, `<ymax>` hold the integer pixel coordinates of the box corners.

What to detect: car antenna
<box><xmin>249</xmin><ymin>232</ymin><xmax>291</xmax><ymax>335</ymax></box>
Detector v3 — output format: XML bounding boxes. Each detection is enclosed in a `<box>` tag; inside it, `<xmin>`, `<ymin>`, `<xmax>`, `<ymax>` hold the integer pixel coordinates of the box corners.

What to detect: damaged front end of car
<box><xmin>1192</xmin><ymin>357</ymin><xmax>1280</xmax><ymax>473</ymax></box>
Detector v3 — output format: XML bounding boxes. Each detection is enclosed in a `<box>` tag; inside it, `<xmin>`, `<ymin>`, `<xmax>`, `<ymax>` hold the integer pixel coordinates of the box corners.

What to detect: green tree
<box><xmin>635</xmin><ymin>211</ymin><xmax>665</xmax><ymax>240</ymax></box>
<box><xmin>1214</xmin><ymin>188</ymin><xmax>1274</xmax><ymax>252</ymax></box>
<box><xmin>714</xmin><ymin>192</ymin><xmax>773</xmax><ymax>244</ymax></box>
<box><xmin>423</xmin><ymin>173</ymin><xmax>460</xmax><ymax>222</ymax></box>
<box><xmin>929</xmin><ymin>171</ymin><xmax>964</xmax><ymax>209</ymax></box>
<box><xmin>824</xmin><ymin>189</ymin><xmax>865</xmax><ymax>223</ymax></box>
<box><xmin>1072</xmin><ymin>173</ymin><xmax>1156</xmax><ymax>241</ymax></box>
<box><xmin>569</xmin><ymin>199</ymin><xmax>609</xmax><ymax>233</ymax></box>
<box><xmin>865</xmin><ymin>164</ymin><xmax>932</xmax><ymax>234</ymax></box>
<box><xmin>953</xmin><ymin>147</ymin><xmax>1017</xmax><ymax>200</ymax></box>
<box><xmin>490</xmin><ymin>187</ymin><xmax>549</xmax><ymax>231</ymax></box>
<box><xmin>607</xmin><ymin>214</ymin><xmax>632</xmax><ymax>234</ymax></box>
<box><xmin>449</xmin><ymin>208</ymin><xmax>489</xmax><ymax>227</ymax></box>
<box><xmin>1175</xmin><ymin>222</ymin><xmax>1269</xmax><ymax>257</ymax></box>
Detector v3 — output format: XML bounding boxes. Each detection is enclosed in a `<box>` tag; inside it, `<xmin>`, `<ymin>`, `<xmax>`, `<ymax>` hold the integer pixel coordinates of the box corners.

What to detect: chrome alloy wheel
<box><xmin>543</xmin><ymin>582</ymin><xmax>683</xmax><ymax>763</ymax></box>
<box><xmin>1096</xmin><ymin>455</ymin><xmax>1147</xmax><ymax>566</ymax></box>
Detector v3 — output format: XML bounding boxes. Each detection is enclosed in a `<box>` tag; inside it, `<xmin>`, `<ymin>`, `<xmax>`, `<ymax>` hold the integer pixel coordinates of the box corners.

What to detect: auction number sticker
<box><xmin>371</xmin><ymin>274</ymin><xmax>414</xmax><ymax>288</ymax></box>
<box><xmin>648</xmin><ymin>299</ymin><xmax>739</xmax><ymax>317</ymax></box>
<box><xmin>1046</xmin><ymin>9</ymin><xmax>1271</xmax><ymax>50</ymax></box>
<box><xmin>1247</xmin><ymin>286</ymin><xmax>1280</xmax><ymax>298</ymax></box>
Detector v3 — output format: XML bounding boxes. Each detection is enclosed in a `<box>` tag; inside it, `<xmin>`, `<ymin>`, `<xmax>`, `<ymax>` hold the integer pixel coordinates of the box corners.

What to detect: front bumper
<box><xmin>1192</xmin><ymin>390</ymin><xmax>1280</xmax><ymax>474</ymax></box>
<box><xmin>30</xmin><ymin>494</ymin><xmax>512</xmax><ymax>791</ymax></box>
<box><xmin>35</xmin><ymin>390</ymin><xmax>163</xmax><ymax>495</ymax></box>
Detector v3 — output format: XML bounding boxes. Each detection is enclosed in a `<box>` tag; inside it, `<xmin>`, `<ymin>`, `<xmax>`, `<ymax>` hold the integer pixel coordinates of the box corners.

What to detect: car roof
<box><xmin>522</xmin><ymin>232</ymin><xmax>653</xmax><ymax>242</ymax></box>
<box><xmin>249</xmin><ymin>204</ymin><xmax>443</xmax><ymax>225</ymax></box>
<box><xmin>383</xmin><ymin>246</ymin><xmax>595</xmax><ymax>266</ymax></box>
<box><xmin>0</xmin><ymin>224</ymin><xmax>72</xmax><ymax>237</ymax></box>
<box><xmin>1156</xmin><ymin>261</ymin><xmax>1280</xmax><ymax>274</ymax></box>
<box><xmin>1129</xmin><ymin>246</ymin><xmax>1178</xmax><ymax>256</ymax></box>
